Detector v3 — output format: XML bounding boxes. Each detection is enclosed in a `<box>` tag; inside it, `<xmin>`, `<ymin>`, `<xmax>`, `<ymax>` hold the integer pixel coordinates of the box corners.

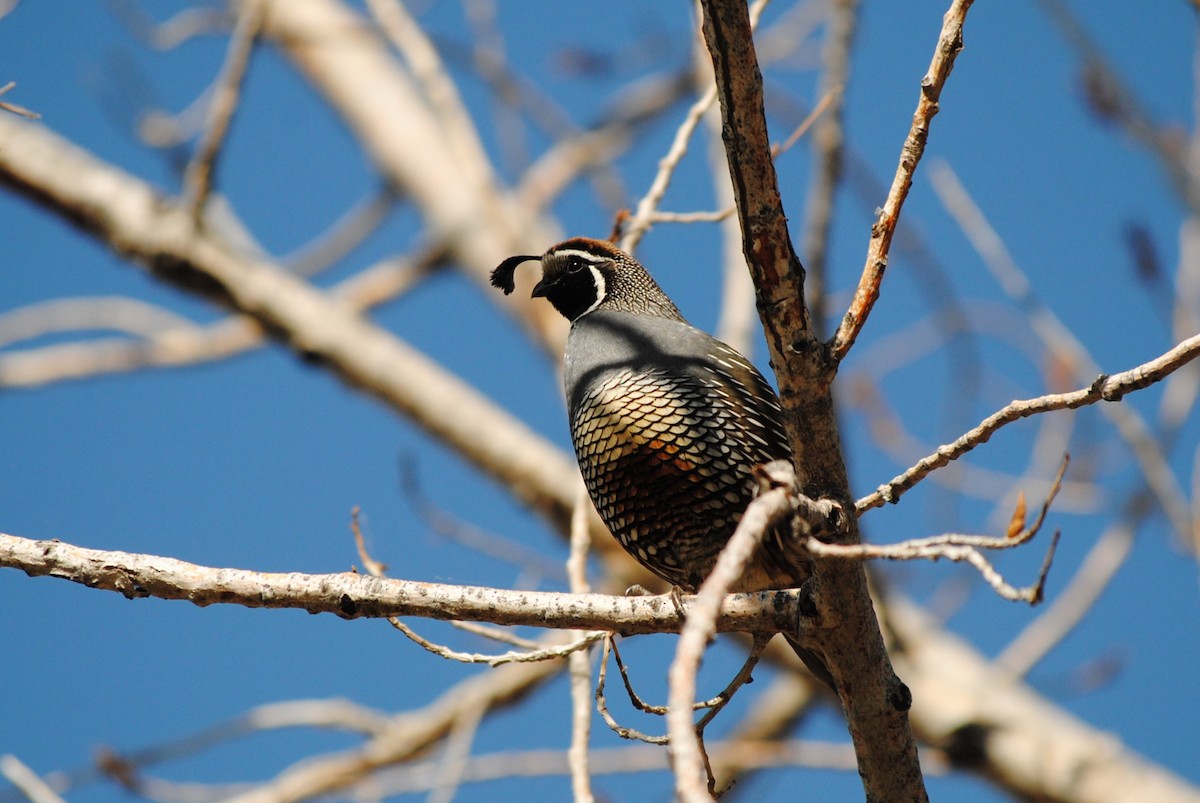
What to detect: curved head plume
<box><xmin>490</xmin><ymin>254</ymin><xmax>541</xmax><ymax>295</ymax></box>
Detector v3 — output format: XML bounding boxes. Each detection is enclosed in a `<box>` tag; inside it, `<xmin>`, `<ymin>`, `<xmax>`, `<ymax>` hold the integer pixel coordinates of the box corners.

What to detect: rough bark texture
<box><xmin>0</xmin><ymin>533</ymin><xmax>801</xmax><ymax>635</ymax></box>
<box><xmin>698</xmin><ymin>1</ymin><xmax>927</xmax><ymax>800</ymax></box>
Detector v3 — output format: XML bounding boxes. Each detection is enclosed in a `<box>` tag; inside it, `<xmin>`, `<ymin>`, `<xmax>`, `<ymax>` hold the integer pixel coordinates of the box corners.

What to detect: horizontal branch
<box><xmin>0</xmin><ymin>533</ymin><xmax>800</xmax><ymax>636</ymax></box>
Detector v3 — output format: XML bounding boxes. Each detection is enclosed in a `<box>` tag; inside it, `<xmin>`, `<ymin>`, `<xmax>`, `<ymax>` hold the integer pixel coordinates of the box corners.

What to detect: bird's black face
<box><xmin>490</xmin><ymin>238</ymin><xmax>619</xmax><ymax>323</ymax></box>
<box><xmin>531</xmin><ymin>246</ymin><xmax>611</xmax><ymax>322</ymax></box>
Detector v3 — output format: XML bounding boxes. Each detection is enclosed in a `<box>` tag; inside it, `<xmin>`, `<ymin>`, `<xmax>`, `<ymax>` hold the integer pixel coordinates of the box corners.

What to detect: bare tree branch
<box><xmin>0</xmin><ymin>115</ymin><xmax>582</xmax><ymax>528</ymax></box>
<box><xmin>250</xmin><ymin>0</ymin><xmax>566</xmax><ymax>352</ymax></box>
<box><xmin>223</xmin><ymin>659</ymin><xmax>564</xmax><ymax>803</ymax></box>
<box><xmin>0</xmin><ymin>245</ymin><xmax>442</xmax><ymax>391</ymax></box>
<box><xmin>857</xmin><ymin>332</ymin><xmax>1200</xmax><ymax>513</ymax></box>
<box><xmin>830</xmin><ymin>0</ymin><xmax>973</xmax><ymax>361</ymax></box>
<box><xmin>668</xmin><ymin>473</ymin><xmax>795</xmax><ymax>801</ymax></box>
<box><xmin>891</xmin><ymin>596</ymin><xmax>1200</xmax><ymax>803</ymax></box>
<box><xmin>0</xmin><ymin>532</ymin><xmax>804</xmax><ymax>636</ymax></box>
<box><xmin>182</xmin><ymin>0</ymin><xmax>264</xmax><ymax>218</ymax></box>
<box><xmin>699</xmin><ymin>1</ymin><xmax>925</xmax><ymax>798</ymax></box>
<box><xmin>928</xmin><ymin>158</ymin><xmax>1196</xmax><ymax>550</ymax></box>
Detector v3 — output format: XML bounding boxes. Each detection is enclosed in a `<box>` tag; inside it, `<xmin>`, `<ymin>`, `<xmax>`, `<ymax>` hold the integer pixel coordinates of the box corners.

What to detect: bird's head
<box><xmin>490</xmin><ymin>237</ymin><xmax>683</xmax><ymax>322</ymax></box>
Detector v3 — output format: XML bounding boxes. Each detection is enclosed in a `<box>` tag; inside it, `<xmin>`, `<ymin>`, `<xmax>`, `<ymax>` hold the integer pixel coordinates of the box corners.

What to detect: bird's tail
<box><xmin>783</xmin><ymin>633</ymin><xmax>837</xmax><ymax>692</ymax></box>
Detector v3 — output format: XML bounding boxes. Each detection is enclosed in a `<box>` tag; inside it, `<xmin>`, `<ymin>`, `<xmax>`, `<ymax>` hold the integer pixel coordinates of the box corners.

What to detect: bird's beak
<box><xmin>531</xmin><ymin>274</ymin><xmax>556</xmax><ymax>299</ymax></box>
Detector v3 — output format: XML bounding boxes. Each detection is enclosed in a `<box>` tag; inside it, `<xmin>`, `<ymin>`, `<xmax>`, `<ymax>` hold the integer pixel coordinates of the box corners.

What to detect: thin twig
<box><xmin>643</xmin><ymin>89</ymin><xmax>837</xmax><ymax>229</ymax></box>
<box><xmin>846</xmin><ymin>363</ymin><xmax>1096</xmax><ymax>512</ymax></box>
<box><xmin>0</xmin><ymin>82</ymin><xmax>40</xmax><ymax>119</ymax></box>
<box><xmin>610</xmin><ymin>634</ymin><xmax>760</xmax><ymax>721</ymax></box>
<box><xmin>619</xmin><ymin>82</ymin><xmax>717</xmax><ymax>253</ymax></box>
<box><xmin>812</xmin><ymin>533</ymin><xmax>1061</xmax><ymax>604</ymax></box>
<box><xmin>350</xmin><ymin>506</ymin><xmax>388</xmax><ymax>576</ymax></box>
<box><xmin>856</xmin><ymin>333</ymin><xmax>1200</xmax><ymax>513</ymax></box>
<box><xmin>612</xmin><ymin>636</ymin><xmax>673</xmax><ymax>717</ymax></box>
<box><xmin>995</xmin><ymin>492</ymin><xmax>1150</xmax><ymax>677</ymax></box>
<box><xmin>353</xmin><ymin>509</ymin><xmax>605</xmax><ymax>666</ymax></box>
<box><xmin>595</xmin><ymin>636</ymin><xmax>668</xmax><ymax>745</ymax></box>
<box><xmin>668</xmin><ymin>483</ymin><xmax>795</xmax><ymax>801</ymax></box>
<box><xmin>567</xmin><ymin>483</ymin><xmax>596</xmax><ymax>803</ymax></box>
<box><xmin>181</xmin><ymin>0</ymin><xmax>264</xmax><ymax>219</ymax></box>
<box><xmin>619</xmin><ymin>0</ymin><xmax>770</xmax><ymax>254</ymax></box>
<box><xmin>694</xmin><ymin>633</ymin><xmax>772</xmax><ymax>734</ymax></box>
<box><xmin>776</xmin><ymin>86</ymin><xmax>841</xmax><ymax>159</ymax></box>
<box><xmin>832</xmin><ymin>457</ymin><xmax>1068</xmax><ymax>603</ymax></box>
<box><xmin>830</xmin><ymin>0</ymin><xmax>974</xmax><ymax>360</ymax></box>
<box><xmin>386</xmin><ymin>619</ymin><xmax>600</xmax><ymax>667</ymax></box>
<box><xmin>450</xmin><ymin>620</ymin><xmax>544</xmax><ymax>650</ymax></box>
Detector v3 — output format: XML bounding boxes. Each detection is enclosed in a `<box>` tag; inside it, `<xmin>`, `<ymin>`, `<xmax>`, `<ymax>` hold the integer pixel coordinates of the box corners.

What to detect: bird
<box><xmin>491</xmin><ymin>236</ymin><xmax>832</xmax><ymax>689</ymax></box>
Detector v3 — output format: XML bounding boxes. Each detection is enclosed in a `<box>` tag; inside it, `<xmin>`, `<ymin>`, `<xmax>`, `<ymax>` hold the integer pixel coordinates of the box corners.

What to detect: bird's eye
<box><xmin>567</xmin><ymin>258</ymin><xmax>586</xmax><ymax>274</ymax></box>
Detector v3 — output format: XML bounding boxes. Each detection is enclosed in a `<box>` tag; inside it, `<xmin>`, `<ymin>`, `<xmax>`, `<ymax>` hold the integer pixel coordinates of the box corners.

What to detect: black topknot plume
<box><xmin>490</xmin><ymin>254</ymin><xmax>540</xmax><ymax>295</ymax></box>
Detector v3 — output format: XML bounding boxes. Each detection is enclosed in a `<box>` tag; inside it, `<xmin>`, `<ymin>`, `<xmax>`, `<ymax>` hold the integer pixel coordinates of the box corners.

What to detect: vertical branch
<box><xmin>698</xmin><ymin>2</ymin><xmax>927</xmax><ymax>801</ymax></box>
<box><xmin>667</xmin><ymin>484</ymin><xmax>793</xmax><ymax>802</ymax></box>
<box><xmin>566</xmin><ymin>484</ymin><xmax>596</xmax><ymax>803</ymax></box>
<box><xmin>829</xmin><ymin>0</ymin><xmax>973</xmax><ymax>361</ymax></box>
<box><xmin>698</xmin><ymin>1</ymin><xmax>810</xmax><ymax>351</ymax></box>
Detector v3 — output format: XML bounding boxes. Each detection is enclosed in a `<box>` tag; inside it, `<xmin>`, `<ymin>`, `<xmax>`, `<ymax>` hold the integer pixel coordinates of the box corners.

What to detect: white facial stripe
<box><xmin>579</xmin><ymin>266</ymin><xmax>607</xmax><ymax>316</ymax></box>
<box><xmin>554</xmin><ymin>248</ymin><xmax>609</xmax><ymax>265</ymax></box>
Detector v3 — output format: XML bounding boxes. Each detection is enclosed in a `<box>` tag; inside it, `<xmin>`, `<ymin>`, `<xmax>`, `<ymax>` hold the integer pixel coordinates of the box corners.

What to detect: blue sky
<box><xmin>2</xmin><ymin>1</ymin><xmax>1197</xmax><ymax>801</ymax></box>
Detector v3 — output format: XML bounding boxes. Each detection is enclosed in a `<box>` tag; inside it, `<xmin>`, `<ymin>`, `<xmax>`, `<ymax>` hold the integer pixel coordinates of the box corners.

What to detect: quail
<box><xmin>492</xmin><ymin>237</ymin><xmax>831</xmax><ymax>688</ymax></box>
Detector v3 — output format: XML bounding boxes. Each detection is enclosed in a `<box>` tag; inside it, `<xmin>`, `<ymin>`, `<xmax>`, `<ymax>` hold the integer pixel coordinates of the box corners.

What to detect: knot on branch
<box><xmin>888</xmin><ymin>674</ymin><xmax>913</xmax><ymax>712</ymax></box>
<box><xmin>797</xmin><ymin>496</ymin><xmax>849</xmax><ymax>543</ymax></box>
<box><xmin>1090</xmin><ymin>372</ymin><xmax>1125</xmax><ymax>401</ymax></box>
<box><xmin>753</xmin><ymin>459</ymin><xmax>848</xmax><ymax>543</ymax></box>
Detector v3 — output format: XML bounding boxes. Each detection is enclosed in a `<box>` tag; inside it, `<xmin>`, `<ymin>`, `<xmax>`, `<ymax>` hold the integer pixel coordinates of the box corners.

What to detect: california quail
<box><xmin>492</xmin><ymin>237</ymin><xmax>831</xmax><ymax>688</ymax></box>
